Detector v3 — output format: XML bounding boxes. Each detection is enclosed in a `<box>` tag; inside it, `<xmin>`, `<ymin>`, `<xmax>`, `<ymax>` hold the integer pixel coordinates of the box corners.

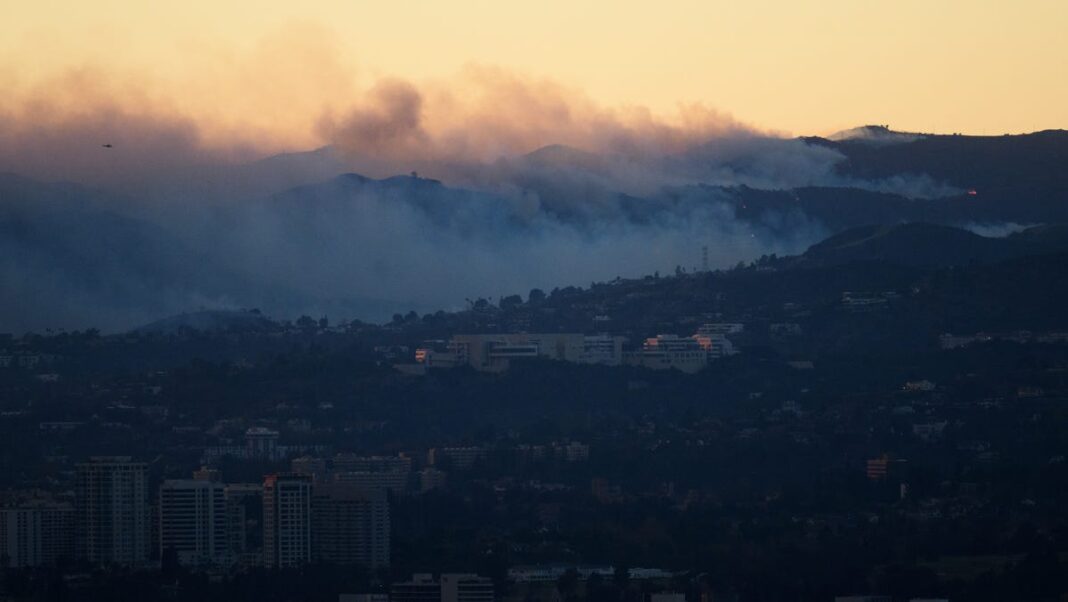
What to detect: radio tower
<box><xmin>701</xmin><ymin>245</ymin><xmax>709</xmax><ymax>272</ymax></box>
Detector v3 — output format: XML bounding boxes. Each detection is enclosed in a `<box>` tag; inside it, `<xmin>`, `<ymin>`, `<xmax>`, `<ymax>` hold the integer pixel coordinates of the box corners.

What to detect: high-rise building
<box><xmin>0</xmin><ymin>498</ymin><xmax>75</xmax><ymax>568</ymax></box>
<box><xmin>75</xmin><ymin>457</ymin><xmax>149</xmax><ymax>565</ymax></box>
<box><xmin>262</xmin><ymin>473</ymin><xmax>311</xmax><ymax>568</ymax></box>
<box><xmin>158</xmin><ymin>479</ymin><xmax>228</xmax><ymax>567</ymax></box>
<box><xmin>224</xmin><ymin>483</ymin><xmax>263</xmax><ymax>567</ymax></box>
<box><xmin>311</xmin><ymin>483</ymin><xmax>389</xmax><ymax>568</ymax></box>
<box><xmin>290</xmin><ymin>456</ymin><xmax>328</xmax><ymax>483</ymax></box>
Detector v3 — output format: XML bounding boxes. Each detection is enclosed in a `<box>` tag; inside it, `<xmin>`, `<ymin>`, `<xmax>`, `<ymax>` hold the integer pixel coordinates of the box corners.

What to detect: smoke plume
<box><xmin>0</xmin><ymin>26</ymin><xmax>957</xmax><ymax>332</ymax></box>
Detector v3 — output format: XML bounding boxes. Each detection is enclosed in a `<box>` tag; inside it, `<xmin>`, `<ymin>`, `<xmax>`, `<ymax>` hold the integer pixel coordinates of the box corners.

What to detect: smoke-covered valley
<box><xmin>3</xmin><ymin>85</ymin><xmax>1067</xmax><ymax>333</ymax></box>
<box><xmin>2</xmin><ymin>141</ymin><xmax>836</xmax><ymax>332</ymax></box>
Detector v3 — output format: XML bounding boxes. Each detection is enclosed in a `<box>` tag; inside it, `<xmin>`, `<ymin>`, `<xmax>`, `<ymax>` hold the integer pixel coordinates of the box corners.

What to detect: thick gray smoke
<box><xmin>0</xmin><ymin>155</ymin><xmax>832</xmax><ymax>333</ymax></box>
<box><xmin>201</xmin><ymin>174</ymin><xmax>825</xmax><ymax>319</ymax></box>
<box><xmin>0</xmin><ymin>68</ymin><xmax>960</xmax><ymax>333</ymax></box>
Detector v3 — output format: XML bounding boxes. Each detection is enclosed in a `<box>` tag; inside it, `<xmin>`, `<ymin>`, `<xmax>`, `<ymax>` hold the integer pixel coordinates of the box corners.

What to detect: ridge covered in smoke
<box><xmin>4</xmin><ymin>30</ymin><xmax>1057</xmax><ymax>332</ymax></box>
<box><xmin>0</xmin><ymin>167</ymin><xmax>826</xmax><ymax>333</ymax></box>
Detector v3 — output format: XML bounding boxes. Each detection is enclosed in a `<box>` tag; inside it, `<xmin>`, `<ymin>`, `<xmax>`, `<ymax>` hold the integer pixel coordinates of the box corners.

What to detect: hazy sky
<box><xmin>2</xmin><ymin>0</ymin><xmax>1066</xmax><ymax>152</ymax></box>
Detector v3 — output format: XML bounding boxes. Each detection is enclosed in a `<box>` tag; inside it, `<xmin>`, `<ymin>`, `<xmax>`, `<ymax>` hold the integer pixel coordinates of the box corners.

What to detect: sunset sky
<box><xmin>2</xmin><ymin>0</ymin><xmax>1066</xmax><ymax>154</ymax></box>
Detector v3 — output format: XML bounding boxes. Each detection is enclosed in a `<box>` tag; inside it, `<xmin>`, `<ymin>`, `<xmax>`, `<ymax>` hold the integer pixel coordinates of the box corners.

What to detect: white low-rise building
<box><xmin>626</xmin><ymin>334</ymin><xmax>708</xmax><ymax>373</ymax></box>
<box><xmin>692</xmin><ymin>333</ymin><xmax>738</xmax><ymax>359</ymax></box>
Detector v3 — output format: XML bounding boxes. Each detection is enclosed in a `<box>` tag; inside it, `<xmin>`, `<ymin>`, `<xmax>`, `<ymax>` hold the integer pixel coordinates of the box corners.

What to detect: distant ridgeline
<box><xmin>4</xmin><ymin>127</ymin><xmax>1068</xmax><ymax>332</ymax></box>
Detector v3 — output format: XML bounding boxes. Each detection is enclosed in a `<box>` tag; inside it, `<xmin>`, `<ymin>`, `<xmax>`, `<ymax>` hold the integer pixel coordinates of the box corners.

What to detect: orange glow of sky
<box><xmin>2</xmin><ymin>0</ymin><xmax>1066</xmax><ymax>151</ymax></box>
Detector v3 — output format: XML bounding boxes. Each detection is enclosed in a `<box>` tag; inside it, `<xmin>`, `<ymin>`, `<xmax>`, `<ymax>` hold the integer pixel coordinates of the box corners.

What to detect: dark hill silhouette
<box><xmin>135</xmin><ymin>310</ymin><xmax>275</xmax><ymax>334</ymax></box>
<box><xmin>813</xmin><ymin>129</ymin><xmax>1068</xmax><ymax>189</ymax></box>
<box><xmin>795</xmin><ymin>222</ymin><xmax>1068</xmax><ymax>268</ymax></box>
<box><xmin>800</xmin><ymin>129</ymin><xmax>1068</xmax><ymax>224</ymax></box>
